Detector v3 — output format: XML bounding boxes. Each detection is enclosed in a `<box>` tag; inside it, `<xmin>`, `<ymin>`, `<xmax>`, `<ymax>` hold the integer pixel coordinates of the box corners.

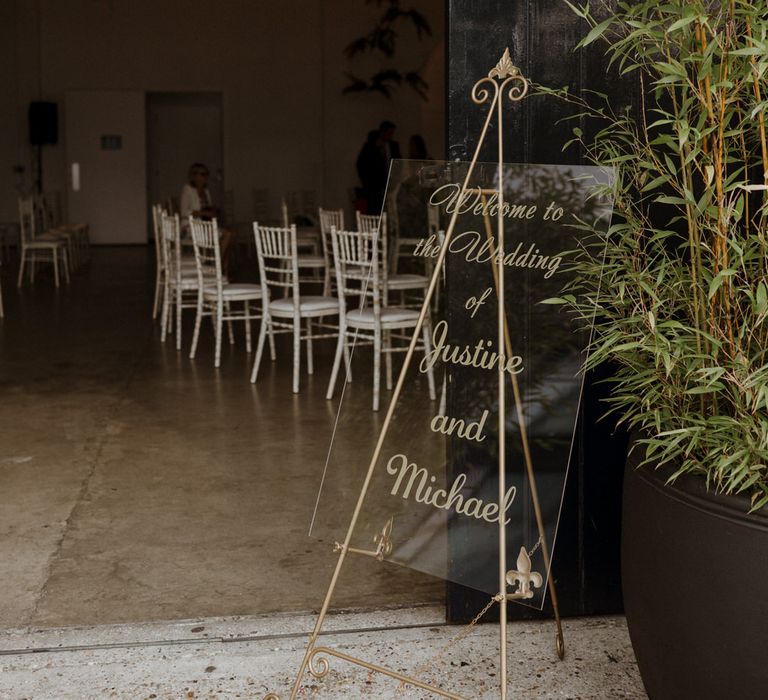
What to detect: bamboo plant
<box><xmin>546</xmin><ymin>0</ymin><xmax>768</xmax><ymax>509</ymax></box>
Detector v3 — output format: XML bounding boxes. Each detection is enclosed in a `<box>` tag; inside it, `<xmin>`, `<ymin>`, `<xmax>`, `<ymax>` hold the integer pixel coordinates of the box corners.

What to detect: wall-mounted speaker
<box><xmin>29</xmin><ymin>101</ymin><xmax>58</xmax><ymax>146</ymax></box>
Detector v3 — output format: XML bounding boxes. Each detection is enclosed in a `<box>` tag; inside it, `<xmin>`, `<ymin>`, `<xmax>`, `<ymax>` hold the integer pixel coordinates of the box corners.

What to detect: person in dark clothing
<box><xmin>379</xmin><ymin>120</ymin><xmax>401</xmax><ymax>165</ymax></box>
<box><xmin>409</xmin><ymin>134</ymin><xmax>430</xmax><ymax>160</ymax></box>
<box><xmin>356</xmin><ymin>129</ymin><xmax>387</xmax><ymax>215</ymax></box>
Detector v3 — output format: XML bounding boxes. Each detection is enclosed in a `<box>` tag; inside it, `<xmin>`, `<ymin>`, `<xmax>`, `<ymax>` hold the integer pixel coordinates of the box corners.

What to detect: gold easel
<box><xmin>263</xmin><ymin>49</ymin><xmax>564</xmax><ymax>700</ymax></box>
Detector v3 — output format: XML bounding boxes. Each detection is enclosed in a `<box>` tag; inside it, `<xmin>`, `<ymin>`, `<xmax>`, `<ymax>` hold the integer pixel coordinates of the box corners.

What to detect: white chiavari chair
<box><xmin>318</xmin><ymin>207</ymin><xmax>344</xmax><ymax>295</ymax></box>
<box><xmin>251</xmin><ymin>223</ymin><xmax>338</xmax><ymax>393</ymax></box>
<box><xmin>151</xmin><ymin>204</ymin><xmax>167</xmax><ymax>319</ymax></box>
<box><xmin>282</xmin><ymin>198</ymin><xmax>321</xmax><ymax>255</ymax></box>
<box><xmin>189</xmin><ymin>217</ymin><xmax>266</xmax><ymax>367</ymax></box>
<box><xmin>160</xmin><ymin>212</ymin><xmax>202</xmax><ymax>349</ymax></box>
<box><xmin>386</xmin><ymin>184</ymin><xmax>441</xmax><ymax>276</ymax></box>
<box><xmin>326</xmin><ymin>226</ymin><xmax>436</xmax><ymax>412</ymax></box>
<box><xmin>17</xmin><ymin>197</ymin><xmax>70</xmax><ymax>288</ymax></box>
<box><xmin>33</xmin><ymin>193</ymin><xmax>80</xmax><ymax>272</ymax></box>
<box><xmin>357</xmin><ymin>212</ymin><xmax>430</xmax><ymax>308</ymax></box>
<box><xmin>279</xmin><ymin>199</ymin><xmax>325</xmax><ymax>288</ymax></box>
<box><xmin>40</xmin><ymin>191</ymin><xmax>90</xmax><ymax>267</ymax></box>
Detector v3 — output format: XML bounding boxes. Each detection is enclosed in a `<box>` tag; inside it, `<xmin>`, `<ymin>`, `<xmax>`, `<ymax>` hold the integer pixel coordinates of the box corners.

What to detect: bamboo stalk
<box><xmin>745</xmin><ymin>16</ymin><xmax>768</xmax><ymax>190</ymax></box>
<box><xmin>695</xmin><ymin>22</ymin><xmax>712</xmax><ymax>156</ymax></box>
<box><xmin>664</xmin><ymin>31</ymin><xmax>707</xmax><ymax>407</ymax></box>
<box><xmin>696</xmin><ymin>20</ymin><xmax>723</xmax><ymax>348</ymax></box>
<box><xmin>745</xmin><ymin>13</ymin><xmax>768</xmax><ymax>283</ymax></box>
<box><xmin>717</xmin><ymin>18</ymin><xmax>737</xmax><ymax>359</ymax></box>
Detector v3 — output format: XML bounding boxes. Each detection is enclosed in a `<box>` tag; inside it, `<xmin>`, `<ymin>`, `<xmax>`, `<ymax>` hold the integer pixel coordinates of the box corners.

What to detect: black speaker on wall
<box><xmin>29</xmin><ymin>101</ymin><xmax>58</xmax><ymax>146</ymax></box>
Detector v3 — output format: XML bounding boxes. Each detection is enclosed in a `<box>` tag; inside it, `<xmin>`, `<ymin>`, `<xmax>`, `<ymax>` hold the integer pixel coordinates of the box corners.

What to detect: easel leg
<box><xmin>479</xmin><ymin>191</ymin><xmax>567</xmax><ymax>663</ymax></box>
<box><xmin>277</xmin><ymin>544</ymin><xmax>351</xmax><ymax>700</ymax></box>
<box><xmin>499</xmin><ymin>596</ymin><xmax>508</xmax><ymax>699</ymax></box>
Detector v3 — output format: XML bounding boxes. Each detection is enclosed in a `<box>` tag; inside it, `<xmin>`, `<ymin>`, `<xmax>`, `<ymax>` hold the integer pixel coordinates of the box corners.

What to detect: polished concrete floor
<box><xmin>0</xmin><ymin>247</ymin><xmax>442</xmax><ymax>629</ymax></box>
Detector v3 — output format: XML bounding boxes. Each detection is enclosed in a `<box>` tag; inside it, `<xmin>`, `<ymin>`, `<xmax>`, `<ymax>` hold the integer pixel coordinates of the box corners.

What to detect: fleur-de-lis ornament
<box><xmin>488</xmin><ymin>47</ymin><xmax>519</xmax><ymax>79</ymax></box>
<box><xmin>373</xmin><ymin>517</ymin><xmax>394</xmax><ymax>560</ymax></box>
<box><xmin>506</xmin><ymin>546</ymin><xmax>543</xmax><ymax>599</ymax></box>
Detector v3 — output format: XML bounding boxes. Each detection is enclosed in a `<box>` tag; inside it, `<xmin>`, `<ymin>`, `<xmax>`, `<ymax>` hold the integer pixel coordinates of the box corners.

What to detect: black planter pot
<box><xmin>622</xmin><ymin>442</ymin><xmax>768</xmax><ymax>700</ymax></box>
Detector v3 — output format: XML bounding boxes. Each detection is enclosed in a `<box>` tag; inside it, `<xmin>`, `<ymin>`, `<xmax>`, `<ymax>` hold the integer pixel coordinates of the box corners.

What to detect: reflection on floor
<box><xmin>0</xmin><ymin>247</ymin><xmax>443</xmax><ymax>628</ymax></box>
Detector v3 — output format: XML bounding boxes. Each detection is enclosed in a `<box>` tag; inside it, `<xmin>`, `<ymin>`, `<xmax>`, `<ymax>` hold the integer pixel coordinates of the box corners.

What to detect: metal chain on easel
<box><xmin>391</xmin><ymin>538</ymin><xmax>543</xmax><ymax>696</ymax></box>
<box><xmin>391</xmin><ymin>595</ymin><xmax>502</xmax><ymax>696</ymax></box>
<box><xmin>527</xmin><ymin>535</ymin><xmax>543</xmax><ymax>559</ymax></box>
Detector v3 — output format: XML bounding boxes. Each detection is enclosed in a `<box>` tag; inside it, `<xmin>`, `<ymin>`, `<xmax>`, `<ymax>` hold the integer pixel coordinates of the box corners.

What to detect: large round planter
<box><xmin>622</xmin><ymin>443</ymin><xmax>768</xmax><ymax>700</ymax></box>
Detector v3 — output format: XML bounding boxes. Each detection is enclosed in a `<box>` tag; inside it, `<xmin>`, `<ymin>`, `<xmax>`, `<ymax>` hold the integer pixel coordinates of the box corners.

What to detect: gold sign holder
<box><xmin>264</xmin><ymin>49</ymin><xmax>564</xmax><ymax>700</ymax></box>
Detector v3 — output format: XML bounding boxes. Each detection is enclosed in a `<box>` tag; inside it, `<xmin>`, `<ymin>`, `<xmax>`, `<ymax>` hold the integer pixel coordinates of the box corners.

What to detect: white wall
<box><xmin>0</xmin><ymin>0</ymin><xmax>445</xmax><ymax>232</ymax></box>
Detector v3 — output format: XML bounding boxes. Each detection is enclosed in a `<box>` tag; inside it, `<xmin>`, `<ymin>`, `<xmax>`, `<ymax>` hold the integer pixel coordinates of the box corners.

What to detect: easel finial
<box><xmin>489</xmin><ymin>48</ymin><xmax>519</xmax><ymax>79</ymax></box>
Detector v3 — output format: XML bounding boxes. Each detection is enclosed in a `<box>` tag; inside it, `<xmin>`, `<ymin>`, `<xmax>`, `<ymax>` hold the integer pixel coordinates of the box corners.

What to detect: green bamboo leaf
<box><xmin>654</xmin><ymin>74</ymin><xmax>686</xmax><ymax>86</ymax></box>
<box><xmin>756</xmin><ymin>282</ymin><xmax>768</xmax><ymax>314</ymax></box>
<box><xmin>750</xmin><ymin>492</ymin><xmax>768</xmax><ymax>513</ymax></box>
<box><xmin>539</xmin><ymin>296</ymin><xmax>574</xmax><ymax>305</ymax></box>
<box><xmin>579</xmin><ymin>17</ymin><xmax>614</xmax><ymax>47</ymax></box>
<box><xmin>708</xmin><ymin>270</ymin><xmax>735</xmax><ymax>299</ymax></box>
<box><xmin>667</xmin><ymin>13</ymin><xmax>699</xmax><ymax>33</ymax></box>
<box><xmin>562</xmin><ymin>0</ymin><xmax>590</xmax><ymax>19</ymax></box>
<box><xmin>655</xmin><ymin>195</ymin><xmax>687</xmax><ymax>206</ymax></box>
<box><xmin>641</xmin><ymin>174</ymin><xmax>670</xmax><ymax>192</ymax></box>
<box><xmin>704</xmin><ymin>165</ymin><xmax>714</xmax><ymax>188</ymax></box>
<box><xmin>729</xmin><ymin>47</ymin><xmax>763</xmax><ymax>56</ymax></box>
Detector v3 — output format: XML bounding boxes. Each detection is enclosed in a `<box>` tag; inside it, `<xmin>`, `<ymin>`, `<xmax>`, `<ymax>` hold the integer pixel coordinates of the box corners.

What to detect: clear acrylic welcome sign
<box><xmin>310</xmin><ymin>158</ymin><xmax>613</xmax><ymax>609</ymax></box>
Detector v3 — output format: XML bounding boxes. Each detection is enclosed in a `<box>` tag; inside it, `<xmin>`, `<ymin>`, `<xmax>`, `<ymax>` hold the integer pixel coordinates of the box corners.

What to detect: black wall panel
<box><xmin>446</xmin><ymin>0</ymin><xmax>636</xmax><ymax>623</ymax></box>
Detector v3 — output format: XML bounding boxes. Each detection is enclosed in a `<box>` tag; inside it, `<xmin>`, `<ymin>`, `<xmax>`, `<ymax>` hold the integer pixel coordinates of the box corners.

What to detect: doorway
<box><xmin>146</xmin><ymin>92</ymin><xmax>224</xmax><ymax>237</ymax></box>
<box><xmin>65</xmin><ymin>90</ymin><xmax>147</xmax><ymax>245</ymax></box>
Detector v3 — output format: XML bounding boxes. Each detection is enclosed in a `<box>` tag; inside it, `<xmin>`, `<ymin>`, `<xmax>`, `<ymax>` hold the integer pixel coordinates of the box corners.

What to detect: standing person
<box><xmin>356</xmin><ymin>130</ymin><xmax>387</xmax><ymax>215</ymax></box>
<box><xmin>379</xmin><ymin>120</ymin><xmax>401</xmax><ymax>166</ymax></box>
<box><xmin>408</xmin><ymin>134</ymin><xmax>431</xmax><ymax>160</ymax></box>
<box><xmin>179</xmin><ymin>163</ymin><xmax>235</xmax><ymax>274</ymax></box>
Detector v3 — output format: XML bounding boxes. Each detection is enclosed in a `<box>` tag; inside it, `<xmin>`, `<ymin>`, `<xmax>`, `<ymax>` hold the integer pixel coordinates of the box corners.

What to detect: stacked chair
<box><xmin>35</xmin><ymin>193</ymin><xmax>90</xmax><ymax>271</ymax></box>
<box><xmin>16</xmin><ymin>194</ymin><xmax>90</xmax><ymax>289</ymax></box>
<box><xmin>159</xmin><ymin>212</ymin><xmax>200</xmax><ymax>350</ymax></box>
<box><xmin>17</xmin><ymin>197</ymin><xmax>70</xmax><ymax>288</ymax></box>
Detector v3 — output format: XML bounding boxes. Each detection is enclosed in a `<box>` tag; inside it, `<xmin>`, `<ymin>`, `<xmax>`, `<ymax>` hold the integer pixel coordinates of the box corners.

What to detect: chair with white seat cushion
<box><xmin>326</xmin><ymin>227</ymin><xmax>436</xmax><ymax>412</ymax></box>
<box><xmin>17</xmin><ymin>197</ymin><xmax>70</xmax><ymax>288</ymax></box>
<box><xmin>251</xmin><ymin>223</ymin><xmax>338</xmax><ymax>393</ymax></box>
<box><xmin>189</xmin><ymin>216</ymin><xmax>267</xmax><ymax>368</ymax></box>
<box><xmin>357</xmin><ymin>211</ymin><xmax>429</xmax><ymax>308</ymax></box>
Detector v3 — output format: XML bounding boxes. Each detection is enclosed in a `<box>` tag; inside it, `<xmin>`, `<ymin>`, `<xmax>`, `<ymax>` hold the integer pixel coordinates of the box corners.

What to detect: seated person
<box><xmin>180</xmin><ymin>162</ymin><xmax>235</xmax><ymax>273</ymax></box>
